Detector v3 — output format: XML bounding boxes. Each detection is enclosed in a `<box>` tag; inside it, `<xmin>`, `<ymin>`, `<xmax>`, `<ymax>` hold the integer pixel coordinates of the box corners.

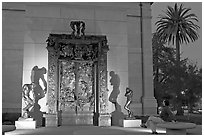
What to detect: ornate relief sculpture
<box><xmin>60</xmin><ymin>44</ymin><xmax>74</xmax><ymax>58</ymax></box>
<box><xmin>59</xmin><ymin>43</ymin><xmax>98</xmax><ymax>61</ymax></box>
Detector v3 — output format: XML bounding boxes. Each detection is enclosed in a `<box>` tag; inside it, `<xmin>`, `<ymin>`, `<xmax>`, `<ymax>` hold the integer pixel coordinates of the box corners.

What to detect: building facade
<box><xmin>2</xmin><ymin>2</ymin><xmax>157</xmax><ymax>126</ymax></box>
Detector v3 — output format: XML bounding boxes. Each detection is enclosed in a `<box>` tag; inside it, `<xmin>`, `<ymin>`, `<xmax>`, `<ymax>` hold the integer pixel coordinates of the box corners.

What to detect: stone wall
<box><xmin>2</xmin><ymin>2</ymin><xmax>157</xmax><ymax>117</ymax></box>
<box><xmin>2</xmin><ymin>3</ymin><xmax>25</xmax><ymax>113</ymax></box>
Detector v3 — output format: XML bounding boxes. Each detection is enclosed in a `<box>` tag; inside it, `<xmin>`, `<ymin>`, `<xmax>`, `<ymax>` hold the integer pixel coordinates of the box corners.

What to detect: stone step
<box><xmin>119</xmin><ymin>119</ymin><xmax>142</xmax><ymax>127</ymax></box>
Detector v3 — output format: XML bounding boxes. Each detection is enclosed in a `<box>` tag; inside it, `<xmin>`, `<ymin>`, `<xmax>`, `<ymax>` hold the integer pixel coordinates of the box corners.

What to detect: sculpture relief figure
<box><xmin>80</xmin><ymin>21</ymin><xmax>85</xmax><ymax>36</ymax></box>
<box><xmin>21</xmin><ymin>82</ymin><xmax>36</xmax><ymax>118</ymax></box>
<box><xmin>124</xmin><ymin>87</ymin><xmax>133</xmax><ymax>118</ymax></box>
<box><xmin>70</xmin><ymin>21</ymin><xmax>76</xmax><ymax>36</ymax></box>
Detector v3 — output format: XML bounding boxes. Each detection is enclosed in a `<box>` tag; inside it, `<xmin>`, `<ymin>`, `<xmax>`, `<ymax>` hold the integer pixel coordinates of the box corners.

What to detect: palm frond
<box><xmin>180</xmin><ymin>8</ymin><xmax>191</xmax><ymax>17</ymax></box>
<box><xmin>155</xmin><ymin>3</ymin><xmax>200</xmax><ymax>46</ymax></box>
<box><xmin>183</xmin><ymin>13</ymin><xmax>198</xmax><ymax>21</ymax></box>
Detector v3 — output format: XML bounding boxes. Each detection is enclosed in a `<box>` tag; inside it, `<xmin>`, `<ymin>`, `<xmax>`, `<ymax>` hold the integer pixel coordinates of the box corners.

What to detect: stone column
<box><xmin>126</xmin><ymin>3</ymin><xmax>157</xmax><ymax>116</ymax></box>
<box><xmin>140</xmin><ymin>3</ymin><xmax>157</xmax><ymax>115</ymax></box>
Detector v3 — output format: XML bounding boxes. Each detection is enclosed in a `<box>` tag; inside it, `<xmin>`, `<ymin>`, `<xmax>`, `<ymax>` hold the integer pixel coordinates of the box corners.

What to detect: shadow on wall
<box><xmin>29</xmin><ymin>66</ymin><xmax>47</xmax><ymax>127</ymax></box>
<box><xmin>109</xmin><ymin>71</ymin><xmax>124</xmax><ymax>126</ymax></box>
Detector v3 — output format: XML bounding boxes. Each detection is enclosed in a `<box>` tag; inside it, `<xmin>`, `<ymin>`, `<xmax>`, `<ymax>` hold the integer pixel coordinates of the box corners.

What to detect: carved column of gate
<box><xmin>45</xmin><ymin>36</ymin><xmax>60</xmax><ymax>126</ymax></box>
<box><xmin>98</xmin><ymin>39</ymin><xmax>111</xmax><ymax>126</ymax></box>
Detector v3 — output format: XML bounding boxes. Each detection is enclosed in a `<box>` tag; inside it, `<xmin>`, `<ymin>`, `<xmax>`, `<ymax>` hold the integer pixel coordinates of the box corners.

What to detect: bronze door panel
<box><xmin>59</xmin><ymin>60</ymin><xmax>95</xmax><ymax>125</ymax></box>
<box><xmin>59</xmin><ymin>61</ymin><xmax>76</xmax><ymax>112</ymax></box>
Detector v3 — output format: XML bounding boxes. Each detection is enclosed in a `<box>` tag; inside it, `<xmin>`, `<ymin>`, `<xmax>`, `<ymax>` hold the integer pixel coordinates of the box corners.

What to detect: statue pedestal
<box><xmin>15</xmin><ymin>118</ymin><xmax>36</xmax><ymax>129</ymax></box>
<box><xmin>44</xmin><ymin>114</ymin><xmax>59</xmax><ymax>127</ymax></box>
<box><xmin>119</xmin><ymin>119</ymin><xmax>141</xmax><ymax>127</ymax></box>
<box><xmin>98</xmin><ymin>114</ymin><xmax>111</xmax><ymax>126</ymax></box>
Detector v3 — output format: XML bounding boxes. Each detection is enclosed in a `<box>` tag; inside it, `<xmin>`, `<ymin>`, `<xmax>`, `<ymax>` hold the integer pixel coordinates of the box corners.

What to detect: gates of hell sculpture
<box><xmin>45</xmin><ymin>21</ymin><xmax>110</xmax><ymax>126</ymax></box>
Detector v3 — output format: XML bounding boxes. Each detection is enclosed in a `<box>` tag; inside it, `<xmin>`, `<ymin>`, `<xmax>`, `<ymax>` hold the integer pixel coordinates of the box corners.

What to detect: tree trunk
<box><xmin>189</xmin><ymin>102</ymin><xmax>193</xmax><ymax>113</ymax></box>
<box><xmin>176</xmin><ymin>34</ymin><xmax>180</xmax><ymax>66</ymax></box>
<box><xmin>176</xmin><ymin>99</ymin><xmax>184</xmax><ymax>115</ymax></box>
<box><xmin>175</xmin><ymin>34</ymin><xmax>184</xmax><ymax>115</ymax></box>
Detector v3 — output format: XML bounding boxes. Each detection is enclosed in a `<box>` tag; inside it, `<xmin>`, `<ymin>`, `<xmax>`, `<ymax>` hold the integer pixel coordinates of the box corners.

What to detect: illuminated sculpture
<box><xmin>21</xmin><ymin>82</ymin><xmax>36</xmax><ymax>118</ymax></box>
<box><xmin>124</xmin><ymin>87</ymin><xmax>133</xmax><ymax>118</ymax></box>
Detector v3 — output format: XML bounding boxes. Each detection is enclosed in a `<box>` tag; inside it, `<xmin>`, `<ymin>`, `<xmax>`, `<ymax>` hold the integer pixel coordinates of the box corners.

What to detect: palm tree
<box><xmin>155</xmin><ymin>3</ymin><xmax>200</xmax><ymax>66</ymax></box>
<box><xmin>155</xmin><ymin>3</ymin><xmax>200</xmax><ymax>115</ymax></box>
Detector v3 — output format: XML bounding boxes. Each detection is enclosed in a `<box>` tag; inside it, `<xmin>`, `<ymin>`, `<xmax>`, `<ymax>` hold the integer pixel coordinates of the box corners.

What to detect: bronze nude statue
<box><xmin>124</xmin><ymin>87</ymin><xmax>133</xmax><ymax>118</ymax></box>
<box><xmin>21</xmin><ymin>82</ymin><xmax>36</xmax><ymax>118</ymax></box>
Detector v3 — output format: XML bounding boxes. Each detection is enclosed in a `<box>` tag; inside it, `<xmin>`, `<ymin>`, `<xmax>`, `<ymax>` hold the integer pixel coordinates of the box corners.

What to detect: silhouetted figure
<box><xmin>111</xmin><ymin>104</ymin><xmax>125</xmax><ymax>126</ymax></box>
<box><xmin>124</xmin><ymin>87</ymin><xmax>133</xmax><ymax>118</ymax></box>
<box><xmin>30</xmin><ymin>103</ymin><xmax>44</xmax><ymax>126</ymax></box>
<box><xmin>31</xmin><ymin>66</ymin><xmax>47</xmax><ymax>103</ymax></box>
<box><xmin>109</xmin><ymin>71</ymin><xmax>124</xmax><ymax>126</ymax></box>
<box><xmin>21</xmin><ymin>82</ymin><xmax>36</xmax><ymax>118</ymax></box>
<box><xmin>109</xmin><ymin>71</ymin><xmax>120</xmax><ymax>111</ymax></box>
<box><xmin>30</xmin><ymin>66</ymin><xmax>47</xmax><ymax>126</ymax></box>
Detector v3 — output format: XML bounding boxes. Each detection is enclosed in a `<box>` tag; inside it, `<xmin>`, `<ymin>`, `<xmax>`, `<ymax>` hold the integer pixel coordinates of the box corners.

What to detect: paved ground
<box><xmin>3</xmin><ymin>125</ymin><xmax>202</xmax><ymax>135</ymax></box>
